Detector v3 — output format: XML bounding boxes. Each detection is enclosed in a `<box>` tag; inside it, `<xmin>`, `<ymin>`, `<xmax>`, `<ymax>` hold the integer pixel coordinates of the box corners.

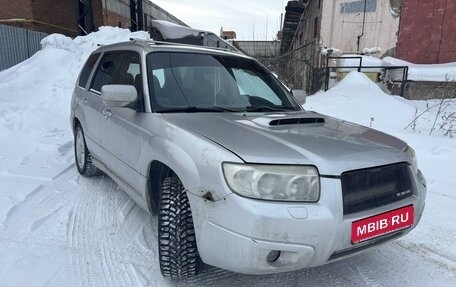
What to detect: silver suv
<box><xmin>70</xmin><ymin>40</ymin><xmax>426</xmax><ymax>279</ymax></box>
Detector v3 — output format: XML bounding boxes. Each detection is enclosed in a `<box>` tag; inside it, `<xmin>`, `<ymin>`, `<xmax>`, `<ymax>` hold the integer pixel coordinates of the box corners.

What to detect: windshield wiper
<box><xmin>159</xmin><ymin>106</ymin><xmax>241</xmax><ymax>113</ymax></box>
<box><xmin>244</xmin><ymin>106</ymin><xmax>293</xmax><ymax>112</ymax></box>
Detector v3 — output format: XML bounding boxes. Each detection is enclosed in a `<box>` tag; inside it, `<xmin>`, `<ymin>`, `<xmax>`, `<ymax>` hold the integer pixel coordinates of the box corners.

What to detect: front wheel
<box><xmin>74</xmin><ymin>125</ymin><xmax>101</xmax><ymax>177</ymax></box>
<box><xmin>158</xmin><ymin>176</ymin><xmax>201</xmax><ymax>279</ymax></box>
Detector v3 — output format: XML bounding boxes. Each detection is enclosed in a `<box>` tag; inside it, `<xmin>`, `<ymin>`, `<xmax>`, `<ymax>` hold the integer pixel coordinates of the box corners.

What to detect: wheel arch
<box><xmin>146</xmin><ymin>160</ymin><xmax>175</xmax><ymax>213</ymax></box>
<box><xmin>72</xmin><ymin>117</ymin><xmax>81</xmax><ymax>133</ymax></box>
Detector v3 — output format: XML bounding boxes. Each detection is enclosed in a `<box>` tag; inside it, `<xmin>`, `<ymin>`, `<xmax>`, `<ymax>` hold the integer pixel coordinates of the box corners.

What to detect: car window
<box><xmin>146</xmin><ymin>52</ymin><xmax>299</xmax><ymax>112</ymax></box>
<box><xmin>232</xmin><ymin>68</ymin><xmax>281</xmax><ymax>105</ymax></box>
<box><xmin>90</xmin><ymin>52</ymin><xmax>121</xmax><ymax>93</ymax></box>
<box><xmin>78</xmin><ymin>53</ymin><xmax>100</xmax><ymax>88</ymax></box>
<box><xmin>90</xmin><ymin>52</ymin><xmax>142</xmax><ymax>94</ymax></box>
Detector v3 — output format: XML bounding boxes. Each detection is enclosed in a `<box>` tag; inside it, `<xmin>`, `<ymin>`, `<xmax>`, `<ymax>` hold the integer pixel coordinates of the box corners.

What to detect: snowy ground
<box><xmin>0</xmin><ymin>29</ymin><xmax>455</xmax><ymax>286</ymax></box>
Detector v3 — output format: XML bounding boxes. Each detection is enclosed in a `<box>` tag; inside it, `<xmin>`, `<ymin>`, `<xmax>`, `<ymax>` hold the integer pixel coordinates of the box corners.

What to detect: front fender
<box><xmin>139</xmin><ymin>116</ymin><xmax>243</xmax><ymax>201</ymax></box>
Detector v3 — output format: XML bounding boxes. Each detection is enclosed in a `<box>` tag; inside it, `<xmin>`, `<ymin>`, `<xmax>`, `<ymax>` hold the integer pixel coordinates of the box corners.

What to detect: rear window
<box><xmin>78</xmin><ymin>53</ymin><xmax>100</xmax><ymax>88</ymax></box>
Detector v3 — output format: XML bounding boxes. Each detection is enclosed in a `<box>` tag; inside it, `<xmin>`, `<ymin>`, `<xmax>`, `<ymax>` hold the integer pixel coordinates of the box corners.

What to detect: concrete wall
<box><xmin>320</xmin><ymin>0</ymin><xmax>400</xmax><ymax>55</ymax></box>
<box><xmin>390</xmin><ymin>81</ymin><xmax>456</xmax><ymax>100</ymax></box>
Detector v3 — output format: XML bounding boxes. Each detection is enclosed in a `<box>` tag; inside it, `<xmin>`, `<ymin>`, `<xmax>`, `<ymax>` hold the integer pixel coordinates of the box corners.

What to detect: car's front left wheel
<box><xmin>74</xmin><ymin>125</ymin><xmax>101</xmax><ymax>177</ymax></box>
<box><xmin>158</xmin><ymin>176</ymin><xmax>201</xmax><ymax>279</ymax></box>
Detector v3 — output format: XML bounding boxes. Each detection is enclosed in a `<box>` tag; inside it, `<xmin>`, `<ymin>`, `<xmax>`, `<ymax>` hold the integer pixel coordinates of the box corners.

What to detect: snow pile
<box><xmin>0</xmin><ymin>27</ymin><xmax>149</xmax><ymax>222</ymax></box>
<box><xmin>306</xmin><ymin>72</ymin><xmax>415</xmax><ymax>131</ymax></box>
<box><xmin>338</xmin><ymin>54</ymin><xmax>382</xmax><ymax>72</ymax></box>
<box><xmin>152</xmin><ymin>20</ymin><xmax>200</xmax><ymax>39</ymax></box>
<box><xmin>307</xmin><ymin>71</ymin><xmax>456</xmax><ymax>136</ymax></box>
<box><xmin>383</xmin><ymin>56</ymin><xmax>456</xmax><ymax>82</ymax></box>
<box><xmin>321</xmin><ymin>47</ymin><xmax>342</xmax><ymax>56</ymax></box>
<box><xmin>362</xmin><ymin>47</ymin><xmax>382</xmax><ymax>54</ymax></box>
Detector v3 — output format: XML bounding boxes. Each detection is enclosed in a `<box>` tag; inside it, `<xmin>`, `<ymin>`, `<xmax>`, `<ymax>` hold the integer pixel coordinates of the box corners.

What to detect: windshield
<box><xmin>146</xmin><ymin>52</ymin><xmax>300</xmax><ymax>113</ymax></box>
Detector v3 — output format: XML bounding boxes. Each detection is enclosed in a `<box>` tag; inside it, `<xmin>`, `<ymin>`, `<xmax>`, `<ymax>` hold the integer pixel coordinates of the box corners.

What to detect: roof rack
<box><xmin>128</xmin><ymin>38</ymin><xmax>242</xmax><ymax>54</ymax></box>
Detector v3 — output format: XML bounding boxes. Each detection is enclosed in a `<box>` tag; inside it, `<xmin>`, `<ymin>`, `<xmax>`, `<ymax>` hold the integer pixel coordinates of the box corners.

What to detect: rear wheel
<box><xmin>158</xmin><ymin>176</ymin><xmax>201</xmax><ymax>279</ymax></box>
<box><xmin>74</xmin><ymin>125</ymin><xmax>101</xmax><ymax>177</ymax></box>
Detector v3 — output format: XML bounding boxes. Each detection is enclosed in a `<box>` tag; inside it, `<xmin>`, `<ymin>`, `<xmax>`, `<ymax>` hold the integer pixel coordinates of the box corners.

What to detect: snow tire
<box><xmin>158</xmin><ymin>176</ymin><xmax>201</xmax><ymax>279</ymax></box>
<box><xmin>74</xmin><ymin>125</ymin><xmax>101</xmax><ymax>177</ymax></box>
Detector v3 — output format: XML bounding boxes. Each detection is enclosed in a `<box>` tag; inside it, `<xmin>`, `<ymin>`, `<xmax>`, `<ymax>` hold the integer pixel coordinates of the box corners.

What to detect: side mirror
<box><xmin>101</xmin><ymin>85</ymin><xmax>138</xmax><ymax>108</ymax></box>
<box><xmin>292</xmin><ymin>89</ymin><xmax>306</xmax><ymax>105</ymax></box>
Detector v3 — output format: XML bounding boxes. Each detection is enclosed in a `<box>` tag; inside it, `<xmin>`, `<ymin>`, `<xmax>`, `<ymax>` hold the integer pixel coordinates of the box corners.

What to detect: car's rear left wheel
<box><xmin>74</xmin><ymin>125</ymin><xmax>101</xmax><ymax>177</ymax></box>
<box><xmin>158</xmin><ymin>176</ymin><xmax>201</xmax><ymax>279</ymax></box>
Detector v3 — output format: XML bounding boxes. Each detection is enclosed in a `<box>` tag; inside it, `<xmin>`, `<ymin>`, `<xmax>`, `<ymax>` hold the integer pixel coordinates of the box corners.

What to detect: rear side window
<box><xmin>90</xmin><ymin>53</ymin><xmax>121</xmax><ymax>92</ymax></box>
<box><xmin>78</xmin><ymin>53</ymin><xmax>100</xmax><ymax>88</ymax></box>
<box><xmin>90</xmin><ymin>51</ymin><xmax>141</xmax><ymax>93</ymax></box>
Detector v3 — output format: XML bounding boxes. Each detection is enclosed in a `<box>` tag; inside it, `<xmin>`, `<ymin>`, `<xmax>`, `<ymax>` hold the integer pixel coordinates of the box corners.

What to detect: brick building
<box><xmin>0</xmin><ymin>0</ymin><xmax>185</xmax><ymax>37</ymax></box>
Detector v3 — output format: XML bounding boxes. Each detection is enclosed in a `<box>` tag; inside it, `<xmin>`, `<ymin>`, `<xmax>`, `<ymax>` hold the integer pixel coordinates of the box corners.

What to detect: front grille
<box><xmin>341</xmin><ymin>163</ymin><xmax>415</xmax><ymax>215</ymax></box>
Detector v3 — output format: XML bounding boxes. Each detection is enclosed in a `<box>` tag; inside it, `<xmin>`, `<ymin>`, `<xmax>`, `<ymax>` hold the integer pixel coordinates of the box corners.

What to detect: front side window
<box><xmin>146</xmin><ymin>52</ymin><xmax>299</xmax><ymax>112</ymax></box>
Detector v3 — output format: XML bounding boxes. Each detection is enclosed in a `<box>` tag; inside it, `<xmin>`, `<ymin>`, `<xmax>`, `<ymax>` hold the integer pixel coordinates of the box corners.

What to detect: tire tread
<box><xmin>158</xmin><ymin>177</ymin><xmax>200</xmax><ymax>279</ymax></box>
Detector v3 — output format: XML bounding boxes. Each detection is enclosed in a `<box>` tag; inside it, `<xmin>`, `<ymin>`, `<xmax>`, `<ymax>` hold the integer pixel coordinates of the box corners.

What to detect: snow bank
<box><xmin>0</xmin><ymin>27</ymin><xmax>149</xmax><ymax>223</ymax></box>
<box><xmin>383</xmin><ymin>56</ymin><xmax>456</xmax><ymax>82</ymax></box>
<box><xmin>306</xmin><ymin>72</ymin><xmax>415</xmax><ymax>131</ymax></box>
<box><xmin>306</xmin><ymin>71</ymin><xmax>456</xmax><ymax>136</ymax></box>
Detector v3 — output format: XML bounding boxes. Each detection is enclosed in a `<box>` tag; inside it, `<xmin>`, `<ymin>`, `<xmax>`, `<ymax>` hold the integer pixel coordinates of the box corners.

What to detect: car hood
<box><xmin>163</xmin><ymin>111</ymin><xmax>408</xmax><ymax>175</ymax></box>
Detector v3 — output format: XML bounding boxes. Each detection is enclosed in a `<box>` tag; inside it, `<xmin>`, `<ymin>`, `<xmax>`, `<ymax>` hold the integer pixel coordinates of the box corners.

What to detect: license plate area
<box><xmin>351</xmin><ymin>205</ymin><xmax>414</xmax><ymax>244</ymax></box>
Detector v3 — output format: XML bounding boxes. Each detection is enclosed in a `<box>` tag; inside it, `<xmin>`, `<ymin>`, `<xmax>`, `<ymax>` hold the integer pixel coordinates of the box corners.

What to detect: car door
<box><xmin>98</xmin><ymin>51</ymin><xmax>147</xmax><ymax>203</ymax></box>
<box><xmin>76</xmin><ymin>52</ymin><xmax>104</xmax><ymax>158</ymax></box>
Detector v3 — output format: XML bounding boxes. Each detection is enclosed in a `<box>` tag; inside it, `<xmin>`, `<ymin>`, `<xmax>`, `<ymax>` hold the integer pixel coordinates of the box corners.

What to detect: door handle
<box><xmin>103</xmin><ymin>109</ymin><xmax>112</xmax><ymax>119</ymax></box>
<box><xmin>82</xmin><ymin>98</ymin><xmax>88</xmax><ymax>106</ymax></box>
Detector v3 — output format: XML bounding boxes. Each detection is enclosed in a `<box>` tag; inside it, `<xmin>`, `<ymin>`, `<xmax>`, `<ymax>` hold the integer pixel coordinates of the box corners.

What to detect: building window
<box><xmin>313</xmin><ymin>17</ymin><xmax>318</xmax><ymax>38</ymax></box>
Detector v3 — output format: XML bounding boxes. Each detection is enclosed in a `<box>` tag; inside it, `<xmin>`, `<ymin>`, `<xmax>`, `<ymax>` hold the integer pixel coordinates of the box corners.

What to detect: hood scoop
<box><xmin>269</xmin><ymin>117</ymin><xmax>325</xmax><ymax>126</ymax></box>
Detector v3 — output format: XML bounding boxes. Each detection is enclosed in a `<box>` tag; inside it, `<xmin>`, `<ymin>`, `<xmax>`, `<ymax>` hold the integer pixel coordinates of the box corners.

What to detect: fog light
<box><xmin>266</xmin><ymin>250</ymin><xmax>281</xmax><ymax>263</ymax></box>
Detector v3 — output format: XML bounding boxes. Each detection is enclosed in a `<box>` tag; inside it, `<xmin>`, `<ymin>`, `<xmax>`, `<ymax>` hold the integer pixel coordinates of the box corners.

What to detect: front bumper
<box><xmin>187</xmin><ymin>170</ymin><xmax>426</xmax><ymax>275</ymax></box>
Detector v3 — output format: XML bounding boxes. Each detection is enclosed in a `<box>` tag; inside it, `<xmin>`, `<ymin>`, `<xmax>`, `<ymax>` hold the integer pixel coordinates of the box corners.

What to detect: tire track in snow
<box><xmin>0</xmin><ymin>168</ymin><xmax>78</xmax><ymax>286</ymax></box>
<box><xmin>66</xmin><ymin>173</ymin><xmax>160</xmax><ymax>287</ymax></box>
<box><xmin>356</xmin><ymin>265</ymin><xmax>384</xmax><ymax>287</ymax></box>
<box><xmin>68</xmin><ymin>174</ymin><xmax>127</xmax><ymax>286</ymax></box>
<box><xmin>396</xmin><ymin>241</ymin><xmax>456</xmax><ymax>273</ymax></box>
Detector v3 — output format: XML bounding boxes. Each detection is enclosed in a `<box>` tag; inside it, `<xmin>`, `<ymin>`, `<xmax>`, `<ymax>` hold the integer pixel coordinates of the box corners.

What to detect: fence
<box><xmin>270</xmin><ymin>40</ymin><xmax>319</xmax><ymax>94</ymax></box>
<box><xmin>323</xmin><ymin>56</ymin><xmax>409</xmax><ymax>98</ymax></box>
<box><xmin>0</xmin><ymin>24</ymin><xmax>48</xmax><ymax>71</ymax></box>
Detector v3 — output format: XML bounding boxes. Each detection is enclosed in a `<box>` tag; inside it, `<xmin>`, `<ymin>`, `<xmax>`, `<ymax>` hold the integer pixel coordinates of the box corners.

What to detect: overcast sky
<box><xmin>152</xmin><ymin>0</ymin><xmax>286</xmax><ymax>40</ymax></box>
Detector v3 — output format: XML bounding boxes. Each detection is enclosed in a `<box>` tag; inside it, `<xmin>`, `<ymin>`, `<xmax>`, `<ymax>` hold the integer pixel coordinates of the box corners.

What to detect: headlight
<box><xmin>405</xmin><ymin>145</ymin><xmax>418</xmax><ymax>174</ymax></box>
<box><xmin>222</xmin><ymin>163</ymin><xmax>320</xmax><ymax>202</ymax></box>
